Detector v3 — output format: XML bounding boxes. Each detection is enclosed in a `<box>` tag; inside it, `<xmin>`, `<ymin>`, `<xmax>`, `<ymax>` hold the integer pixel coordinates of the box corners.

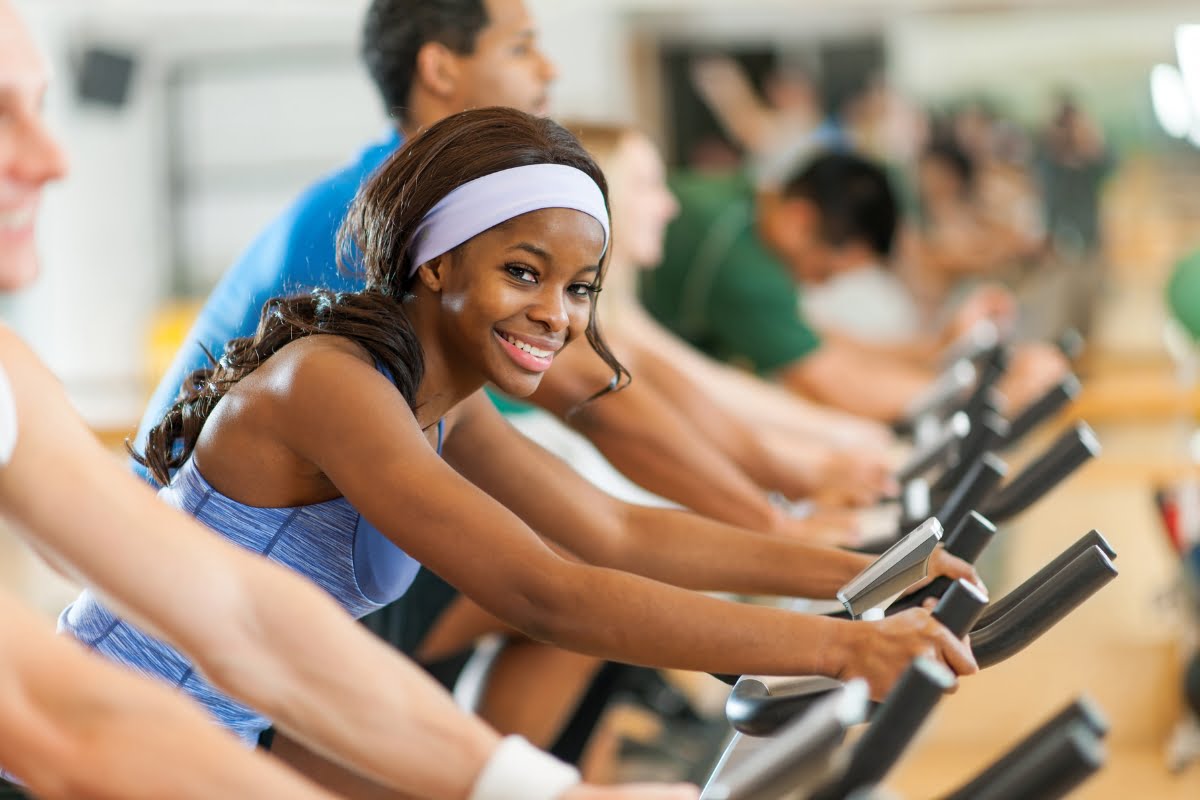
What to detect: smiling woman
<box><xmin>74</xmin><ymin>106</ymin><xmax>978</xmax><ymax>796</ymax></box>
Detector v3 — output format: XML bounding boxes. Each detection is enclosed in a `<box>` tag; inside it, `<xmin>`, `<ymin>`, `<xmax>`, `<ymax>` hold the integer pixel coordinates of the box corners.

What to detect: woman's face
<box><xmin>609</xmin><ymin>134</ymin><xmax>679</xmax><ymax>270</ymax></box>
<box><xmin>430</xmin><ymin>207</ymin><xmax>606</xmax><ymax>397</ymax></box>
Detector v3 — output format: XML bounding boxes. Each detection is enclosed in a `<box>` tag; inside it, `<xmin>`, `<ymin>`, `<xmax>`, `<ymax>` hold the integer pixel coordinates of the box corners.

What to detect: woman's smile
<box><xmin>494</xmin><ymin>328</ymin><xmax>562</xmax><ymax>373</ymax></box>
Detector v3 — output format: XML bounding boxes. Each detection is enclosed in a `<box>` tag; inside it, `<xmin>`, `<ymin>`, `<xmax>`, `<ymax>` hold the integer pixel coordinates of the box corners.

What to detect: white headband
<box><xmin>409</xmin><ymin>163</ymin><xmax>610</xmax><ymax>275</ymax></box>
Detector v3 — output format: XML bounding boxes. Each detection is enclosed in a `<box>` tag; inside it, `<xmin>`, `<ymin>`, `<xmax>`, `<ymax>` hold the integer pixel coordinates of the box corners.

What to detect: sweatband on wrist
<box><xmin>410</xmin><ymin>163</ymin><xmax>610</xmax><ymax>275</ymax></box>
<box><xmin>467</xmin><ymin>735</ymin><xmax>581</xmax><ymax>800</ymax></box>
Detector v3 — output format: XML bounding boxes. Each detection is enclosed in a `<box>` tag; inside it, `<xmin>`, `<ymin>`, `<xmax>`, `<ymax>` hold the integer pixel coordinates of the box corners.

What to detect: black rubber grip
<box><xmin>981</xmin><ymin>422</ymin><xmax>1099</xmax><ymax>523</ymax></box>
<box><xmin>941</xmin><ymin>697</ymin><xmax>1107</xmax><ymax>800</ymax></box>
<box><xmin>932</xmin><ymin>411</ymin><xmax>1009</xmax><ymax>495</ymax></box>
<box><xmin>942</xmin><ymin>511</ymin><xmax>998</xmax><ymax>563</ymax></box>
<box><xmin>810</xmin><ymin>658</ymin><xmax>955</xmax><ymax>800</ymax></box>
<box><xmin>943</xmin><ymin>721</ymin><xmax>1105</xmax><ymax>800</ymax></box>
<box><xmin>972</xmin><ymin>530</ymin><xmax>1116</xmax><ymax>631</ymax></box>
<box><xmin>972</xmin><ymin>546</ymin><xmax>1118</xmax><ymax>669</ymax></box>
<box><xmin>932</xmin><ymin>452</ymin><xmax>1008</xmax><ymax>536</ymax></box>
<box><xmin>1001</xmin><ymin>375</ymin><xmax>1081</xmax><ymax>449</ymax></box>
<box><xmin>931</xmin><ymin>578</ymin><xmax>990</xmax><ymax>637</ymax></box>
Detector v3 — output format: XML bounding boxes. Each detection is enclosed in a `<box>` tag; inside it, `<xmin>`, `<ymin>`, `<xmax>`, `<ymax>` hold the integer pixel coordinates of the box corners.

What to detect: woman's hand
<box><xmin>921</xmin><ymin>546</ymin><xmax>986</xmax><ymax>595</ymax></box>
<box><xmin>837</xmin><ymin>608</ymin><xmax>978</xmax><ymax>700</ymax></box>
<box><xmin>563</xmin><ymin>784</ymin><xmax>699</xmax><ymax>800</ymax></box>
<box><xmin>811</xmin><ymin>450</ymin><xmax>899</xmax><ymax>508</ymax></box>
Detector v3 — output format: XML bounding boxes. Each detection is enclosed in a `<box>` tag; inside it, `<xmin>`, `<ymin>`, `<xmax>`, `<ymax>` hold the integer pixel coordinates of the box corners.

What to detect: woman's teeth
<box><xmin>504</xmin><ymin>334</ymin><xmax>553</xmax><ymax>359</ymax></box>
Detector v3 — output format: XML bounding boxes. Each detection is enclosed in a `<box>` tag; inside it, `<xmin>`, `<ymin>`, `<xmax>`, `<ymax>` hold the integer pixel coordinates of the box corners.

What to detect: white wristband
<box><xmin>468</xmin><ymin>735</ymin><xmax>581</xmax><ymax>800</ymax></box>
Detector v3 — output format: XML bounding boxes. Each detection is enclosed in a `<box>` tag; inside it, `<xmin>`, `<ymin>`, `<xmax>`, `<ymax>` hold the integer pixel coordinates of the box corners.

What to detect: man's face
<box><xmin>766</xmin><ymin>200</ymin><xmax>873</xmax><ymax>286</ymax></box>
<box><xmin>451</xmin><ymin>0</ymin><xmax>556</xmax><ymax>117</ymax></box>
<box><xmin>0</xmin><ymin>1</ymin><xmax>67</xmax><ymax>290</ymax></box>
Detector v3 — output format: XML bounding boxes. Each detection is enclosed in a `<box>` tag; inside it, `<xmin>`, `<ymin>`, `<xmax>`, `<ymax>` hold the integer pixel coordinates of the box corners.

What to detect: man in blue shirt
<box><xmin>135</xmin><ymin>0</ymin><xmax>556</xmax><ymax>459</ymax></box>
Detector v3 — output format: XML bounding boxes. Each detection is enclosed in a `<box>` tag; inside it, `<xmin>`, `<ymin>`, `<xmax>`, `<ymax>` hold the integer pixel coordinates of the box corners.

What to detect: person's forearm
<box><xmin>622</xmin><ymin>308</ymin><xmax>893</xmax><ymax>448</ymax></box>
<box><xmin>0</xmin><ymin>594</ymin><xmax>336</xmax><ymax>800</ymax></box>
<box><xmin>781</xmin><ymin>345</ymin><xmax>933</xmax><ymax>422</ymax></box>
<box><xmin>596</xmin><ymin>504</ymin><xmax>870</xmax><ymax>599</ymax></box>
<box><xmin>509</xmin><ymin>558</ymin><xmax>855</xmax><ymax>677</ymax></box>
<box><xmin>638</xmin><ymin>351</ymin><xmax>814</xmax><ymax>499</ymax></box>
<box><xmin>202</xmin><ymin>557</ymin><xmax>498</xmax><ymax>797</ymax></box>
<box><xmin>574</xmin><ymin>400</ymin><xmax>785</xmax><ymax>533</ymax></box>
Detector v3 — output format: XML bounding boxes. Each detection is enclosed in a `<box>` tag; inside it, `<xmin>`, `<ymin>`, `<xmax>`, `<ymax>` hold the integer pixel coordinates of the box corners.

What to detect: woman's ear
<box><xmin>414</xmin><ymin>255</ymin><xmax>450</xmax><ymax>292</ymax></box>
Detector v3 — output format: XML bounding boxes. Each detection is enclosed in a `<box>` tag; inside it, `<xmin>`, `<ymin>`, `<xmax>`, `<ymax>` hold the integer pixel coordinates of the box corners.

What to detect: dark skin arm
<box><xmin>242</xmin><ymin>339</ymin><xmax>978</xmax><ymax>697</ymax></box>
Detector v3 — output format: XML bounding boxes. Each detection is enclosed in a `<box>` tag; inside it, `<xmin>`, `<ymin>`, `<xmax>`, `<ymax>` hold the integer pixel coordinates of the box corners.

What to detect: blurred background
<box><xmin>6</xmin><ymin>0</ymin><xmax>1200</xmax><ymax>797</ymax></box>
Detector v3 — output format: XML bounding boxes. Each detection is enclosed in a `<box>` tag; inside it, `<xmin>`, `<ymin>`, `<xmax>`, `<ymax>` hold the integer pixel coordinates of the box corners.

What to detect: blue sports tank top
<box><xmin>58</xmin><ymin>418</ymin><xmax>443</xmax><ymax>746</ymax></box>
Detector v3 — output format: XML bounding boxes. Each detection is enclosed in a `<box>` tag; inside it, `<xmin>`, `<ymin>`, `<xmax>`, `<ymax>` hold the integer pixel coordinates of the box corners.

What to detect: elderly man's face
<box><xmin>0</xmin><ymin>0</ymin><xmax>67</xmax><ymax>290</ymax></box>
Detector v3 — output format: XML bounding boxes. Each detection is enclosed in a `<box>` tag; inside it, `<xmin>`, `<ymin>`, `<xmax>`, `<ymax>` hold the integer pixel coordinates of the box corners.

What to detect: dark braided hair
<box><xmin>133</xmin><ymin>107</ymin><xmax>628</xmax><ymax>486</ymax></box>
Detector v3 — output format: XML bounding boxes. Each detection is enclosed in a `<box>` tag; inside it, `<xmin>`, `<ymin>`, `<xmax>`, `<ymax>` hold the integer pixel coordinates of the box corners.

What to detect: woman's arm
<box><xmin>0</xmin><ymin>329</ymin><xmax>498</xmax><ymax>797</ymax></box>
<box><xmin>0</xmin><ymin>590</ymin><xmax>335</xmax><ymax>800</ymax></box>
<box><xmin>527</xmin><ymin>339</ymin><xmax>793</xmax><ymax>532</ymax></box>
<box><xmin>274</xmin><ymin>351</ymin><xmax>977</xmax><ymax>697</ymax></box>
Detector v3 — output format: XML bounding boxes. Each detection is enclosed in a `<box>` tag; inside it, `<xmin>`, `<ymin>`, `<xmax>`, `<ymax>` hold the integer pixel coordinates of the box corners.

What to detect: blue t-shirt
<box><xmin>133</xmin><ymin>130</ymin><xmax>403</xmax><ymax>476</ymax></box>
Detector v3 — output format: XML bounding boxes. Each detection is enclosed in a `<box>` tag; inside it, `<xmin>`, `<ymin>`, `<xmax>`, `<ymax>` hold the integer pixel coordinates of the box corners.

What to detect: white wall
<box><xmin>10</xmin><ymin>0</ymin><xmax>375</xmax><ymax>424</ymax></box>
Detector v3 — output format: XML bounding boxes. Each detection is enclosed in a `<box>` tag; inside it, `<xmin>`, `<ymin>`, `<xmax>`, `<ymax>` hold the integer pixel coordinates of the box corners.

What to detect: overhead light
<box><xmin>1177</xmin><ymin>25</ymin><xmax>1200</xmax><ymax>143</ymax></box>
<box><xmin>1152</xmin><ymin>63</ymin><xmax>1193</xmax><ymax>138</ymax></box>
<box><xmin>1152</xmin><ymin>24</ymin><xmax>1200</xmax><ymax>144</ymax></box>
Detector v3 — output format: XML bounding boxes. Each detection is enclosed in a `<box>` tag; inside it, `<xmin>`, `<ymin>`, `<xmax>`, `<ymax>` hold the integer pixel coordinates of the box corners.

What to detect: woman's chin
<box><xmin>490</xmin><ymin>370</ymin><xmax>543</xmax><ymax>400</ymax></box>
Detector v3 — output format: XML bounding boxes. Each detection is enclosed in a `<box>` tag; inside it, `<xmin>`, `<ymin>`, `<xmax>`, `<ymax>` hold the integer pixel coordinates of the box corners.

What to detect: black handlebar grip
<box><xmin>886</xmin><ymin>568</ymin><xmax>990</xmax><ymax>620</ymax></box>
<box><xmin>942</xmin><ymin>697</ymin><xmax>1107</xmax><ymax>800</ymax></box>
<box><xmin>942</xmin><ymin>511</ymin><xmax>998</xmax><ymax>564</ymax></box>
<box><xmin>931</xmin><ymin>578</ymin><xmax>990</xmax><ymax>637</ymax></box>
<box><xmin>972</xmin><ymin>546</ymin><xmax>1118</xmax><ymax>669</ymax></box>
<box><xmin>810</xmin><ymin>658</ymin><xmax>956</xmax><ymax>800</ymax></box>
<box><xmin>945</xmin><ymin>721</ymin><xmax>1105</xmax><ymax>800</ymax></box>
<box><xmin>932</xmin><ymin>411</ymin><xmax>1010</xmax><ymax>495</ymax></box>
<box><xmin>981</xmin><ymin>422</ymin><xmax>1100</xmax><ymax>523</ymax></box>
<box><xmin>973</xmin><ymin>530</ymin><xmax>1116</xmax><ymax>631</ymax></box>
<box><xmin>1001</xmin><ymin>375</ymin><xmax>1081</xmax><ymax>449</ymax></box>
<box><xmin>932</xmin><ymin>452</ymin><xmax>1008</xmax><ymax>536</ymax></box>
<box><xmin>960</xmin><ymin>345</ymin><xmax>1010</xmax><ymax>422</ymax></box>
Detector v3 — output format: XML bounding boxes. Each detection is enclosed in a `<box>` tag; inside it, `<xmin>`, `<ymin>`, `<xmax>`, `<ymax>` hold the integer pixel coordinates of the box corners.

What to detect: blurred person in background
<box><xmin>1035</xmin><ymin>91</ymin><xmax>1114</xmax><ymax>336</ymax></box>
<box><xmin>641</xmin><ymin>148</ymin><xmax>1068</xmax><ymax>421</ymax></box>
<box><xmin>688</xmin><ymin>54</ymin><xmax>829</xmax><ymax>185</ymax></box>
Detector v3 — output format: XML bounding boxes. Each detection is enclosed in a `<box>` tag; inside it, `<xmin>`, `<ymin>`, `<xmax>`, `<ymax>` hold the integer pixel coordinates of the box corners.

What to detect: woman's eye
<box><xmin>568</xmin><ymin>283</ymin><xmax>599</xmax><ymax>298</ymax></box>
<box><xmin>506</xmin><ymin>265</ymin><xmax>537</xmax><ymax>283</ymax></box>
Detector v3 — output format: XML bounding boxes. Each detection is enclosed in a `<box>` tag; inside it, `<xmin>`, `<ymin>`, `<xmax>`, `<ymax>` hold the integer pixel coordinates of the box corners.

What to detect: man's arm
<box><xmin>528</xmin><ymin>339</ymin><xmax>791</xmax><ymax>532</ymax></box>
<box><xmin>780</xmin><ymin>338</ymin><xmax>934</xmax><ymax>422</ymax></box>
<box><xmin>0</xmin><ymin>590</ymin><xmax>335</xmax><ymax>800</ymax></box>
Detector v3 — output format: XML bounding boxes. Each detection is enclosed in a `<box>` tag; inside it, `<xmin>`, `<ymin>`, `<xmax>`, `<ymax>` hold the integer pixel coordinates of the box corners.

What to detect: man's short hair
<box><xmin>782</xmin><ymin>152</ymin><xmax>899</xmax><ymax>259</ymax></box>
<box><xmin>361</xmin><ymin>0</ymin><xmax>489</xmax><ymax>123</ymax></box>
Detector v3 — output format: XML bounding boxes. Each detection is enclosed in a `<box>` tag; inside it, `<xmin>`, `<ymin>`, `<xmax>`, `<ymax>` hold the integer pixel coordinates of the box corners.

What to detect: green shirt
<box><xmin>485</xmin><ymin>385</ymin><xmax>536</xmax><ymax>415</ymax></box>
<box><xmin>640</xmin><ymin>172</ymin><xmax>821</xmax><ymax>374</ymax></box>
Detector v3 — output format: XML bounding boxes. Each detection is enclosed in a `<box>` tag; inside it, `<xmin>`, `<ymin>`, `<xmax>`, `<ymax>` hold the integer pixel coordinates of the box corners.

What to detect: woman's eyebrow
<box><xmin>508</xmin><ymin>242</ymin><xmax>551</xmax><ymax>261</ymax></box>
